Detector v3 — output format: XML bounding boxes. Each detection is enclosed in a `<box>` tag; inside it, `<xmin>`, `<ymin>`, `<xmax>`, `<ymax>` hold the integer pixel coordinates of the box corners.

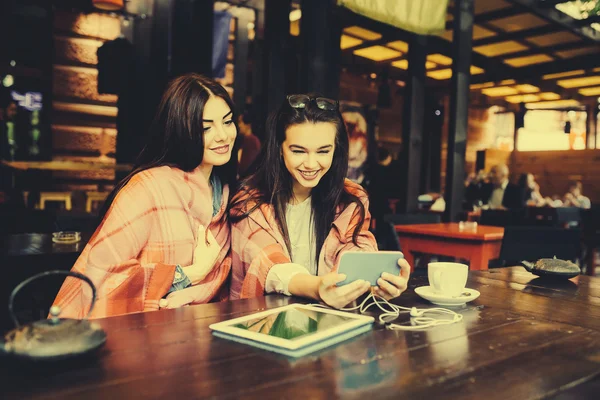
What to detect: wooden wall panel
<box><xmin>54</xmin><ymin>10</ymin><xmax>120</xmax><ymax>40</ymax></box>
<box><xmin>51</xmin><ymin>155</ymin><xmax>116</xmax><ymax>182</ymax></box>
<box><xmin>52</xmin><ymin>125</ymin><xmax>117</xmax><ymax>156</ymax></box>
<box><xmin>51</xmin><ymin>10</ymin><xmax>121</xmax><ymax>193</ymax></box>
<box><xmin>483</xmin><ymin>149</ymin><xmax>512</xmax><ymax>171</ymax></box>
<box><xmin>511</xmin><ymin>150</ymin><xmax>600</xmax><ymax>204</ymax></box>
<box><xmin>440</xmin><ymin>96</ymin><xmax>495</xmax><ymax>193</ymax></box>
<box><xmin>53</xmin><ymin>65</ymin><xmax>118</xmax><ymax>104</ymax></box>
<box><xmin>466</xmin><ymin>107</ymin><xmax>496</xmax><ymax>173</ymax></box>
<box><xmin>54</xmin><ymin>36</ymin><xmax>102</xmax><ymax>67</ymax></box>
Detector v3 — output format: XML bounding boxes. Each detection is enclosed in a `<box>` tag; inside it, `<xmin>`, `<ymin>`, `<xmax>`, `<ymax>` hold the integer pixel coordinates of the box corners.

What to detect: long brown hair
<box><xmin>230</xmin><ymin>95</ymin><xmax>367</xmax><ymax>267</ymax></box>
<box><xmin>100</xmin><ymin>73</ymin><xmax>237</xmax><ymax>219</ymax></box>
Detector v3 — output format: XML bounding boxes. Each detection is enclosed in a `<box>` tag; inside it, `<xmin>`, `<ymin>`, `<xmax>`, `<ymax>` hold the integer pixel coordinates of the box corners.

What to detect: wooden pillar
<box><xmin>443</xmin><ymin>0</ymin><xmax>474</xmax><ymax>222</ymax></box>
<box><xmin>586</xmin><ymin>101</ymin><xmax>597</xmax><ymax>150</ymax></box>
<box><xmin>116</xmin><ymin>0</ymin><xmax>215</xmax><ymax>167</ymax></box>
<box><xmin>171</xmin><ymin>0</ymin><xmax>214</xmax><ymax>77</ymax></box>
<box><xmin>514</xmin><ymin>103</ymin><xmax>526</xmax><ymax>152</ymax></box>
<box><xmin>233</xmin><ymin>9</ymin><xmax>252</xmax><ymax>115</ymax></box>
<box><xmin>264</xmin><ymin>0</ymin><xmax>291</xmax><ymax>113</ymax></box>
<box><xmin>251</xmin><ymin>0</ymin><xmax>290</xmax><ymax>140</ymax></box>
<box><xmin>115</xmin><ymin>1</ymin><xmax>163</xmax><ymax>168</ymax></box>
<box><xmin>426</xmin><ymin>97</ymin><xmax>444</xmax><ymax>193</ymax></box>
<box><xmin>299</xmin><ymin>0</ymin><xmax>342</xmax><ymax>98</ymax></box>
<box><xmin>400</xmin><ymin>34</ymin><xmax>427</xmax><ymax>213</ymax></box>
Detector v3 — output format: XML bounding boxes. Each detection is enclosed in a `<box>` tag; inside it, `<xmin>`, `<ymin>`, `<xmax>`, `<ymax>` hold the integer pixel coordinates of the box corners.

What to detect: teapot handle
<box><xmin>8</xmin><ymin>270</ymin><xmax>97</xmax><ymax>328</ymax></box>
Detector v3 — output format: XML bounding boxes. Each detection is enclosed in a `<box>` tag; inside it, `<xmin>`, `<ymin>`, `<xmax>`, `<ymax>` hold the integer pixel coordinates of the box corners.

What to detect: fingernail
<box><xmin>382</xmin><ymin>272</ymin><xmax>390</xmax><ymax>279</ymax></box>
<box><xmin>159</xmin><ymin>299</ymin><xmax>168</xmax><ymax>308</ymax></box>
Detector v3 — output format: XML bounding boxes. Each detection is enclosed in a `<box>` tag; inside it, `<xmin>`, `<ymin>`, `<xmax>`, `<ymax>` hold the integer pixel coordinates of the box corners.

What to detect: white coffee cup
<box><xmin>428</xmin><ymin>262</ymin><xmax>468</xmax><ymax>297</ymax></box>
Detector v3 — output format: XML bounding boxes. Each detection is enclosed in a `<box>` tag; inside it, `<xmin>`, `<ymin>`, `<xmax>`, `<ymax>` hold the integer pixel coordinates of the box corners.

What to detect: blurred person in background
<box><xmin>563</xmin><ymin>181</ymin><xmax>591</xmax><ymax>209</ymax></box>
<box><xmin>0</xmin><ymin>98</ymin><xmax>19</xmax><ymax>161</ymax></box>
<box><xmin>237</xmin><ymin>109</ymin><xmax>261</xmax><ymax>177</ymax></box>
<box><xmin>481</xmin><ymin>164</ymin><xmax>524</xmax><ymax>209</ymax></box>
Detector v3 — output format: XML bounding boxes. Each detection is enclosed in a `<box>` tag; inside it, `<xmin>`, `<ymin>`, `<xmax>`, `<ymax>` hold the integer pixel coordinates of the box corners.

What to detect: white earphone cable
<box><xmin>312</xmin><ymin>292</ymin><xmax>463</xmax><ymax>331</ymax></box>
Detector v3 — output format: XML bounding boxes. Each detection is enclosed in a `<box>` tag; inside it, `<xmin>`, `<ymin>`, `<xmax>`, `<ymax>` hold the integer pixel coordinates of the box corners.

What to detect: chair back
<box><xmin>376</xmin><ymin>221</ymin><xmax>402</xmax><ymax>251</ymax></box>
<box><xmin>376</xmin><ymin>213</ymin><xmax>441</xmax><ymax>251</ymax></box>
<box><xmin>525</xmin><ymin>207</ymin><xmax>581</xmax><ymax>228</ymax></box>
<box><xmin>499</xmin><ymin>226</ymin><xmax>581</xmax><ymax>264</ymax></box>
<box><xmin>581</xmin><ymin>207</ymin><xmax>600</xmax><ymax>241</ymax></box>
<box><xmin>480</xmin><ymin>209</ymin><xmax>526</xmax><ymax>227</ymax></box>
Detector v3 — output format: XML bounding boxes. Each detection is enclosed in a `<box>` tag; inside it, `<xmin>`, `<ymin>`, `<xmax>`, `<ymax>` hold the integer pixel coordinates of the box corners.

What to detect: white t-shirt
<box><xmin>265</xmin><ymin>197</ymin><xmax>316</xmax><ymax>295</ymax></box>
<box><xmin>488</xmin><ymin>180</ymin><xmax>508</xmax><ymax>209</ymax></box>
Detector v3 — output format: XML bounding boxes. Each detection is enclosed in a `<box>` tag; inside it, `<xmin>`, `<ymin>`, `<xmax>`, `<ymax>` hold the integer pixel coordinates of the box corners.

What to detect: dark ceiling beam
<box><xmin>505</xmin><ymin>0</ymin><xmax>600</xmax><ymax>43</ymax></box>
<box><xmin>471</xmin><ymin>52</ymin><xmax>600</xmax><ymax>82</ymax></box>
<box><xmin>484</xmin><ymin>40</ymin><xmax>596</xmax><ymax>60</ymax></box>
<box><xmin>342</xmin><ymin>38</ymin><xmax>394</xmax><ymax>53</ymax></box>
<box><xmin>431</xmin><ymin>34</ymin><xmax>586</xmax><ymax>102</ymax></box>
<box><xmin>471</xmin><ymin>25</ymin><xmax>558</xmax><ymax>46</ymax></box>
<box><xmin>446</xmin><ymin>5</ymin><xmax>525</xmax><ymax>30</ymax></box>
<box><xmin>473</xmin><ymin>17</ymin><xmax>563</xmax><ymax>64</ymax></box>
<box><xmin>341</xmin><ymin>52</ymin><xmax>406</xmax><ymax>81</ymax></box>
<box><xmin>574</xmin><ymin>15</ymin><xmax>600</xmax><ymax>26</ymax></box>
<box><xmin>338</xmin><ymin>7</ymin><xmax>587</xmax><ymax>102</ymax></box>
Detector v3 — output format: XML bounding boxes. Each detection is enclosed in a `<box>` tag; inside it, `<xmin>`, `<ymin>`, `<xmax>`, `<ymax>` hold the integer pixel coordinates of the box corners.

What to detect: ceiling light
<box><xmin>289</xmin><ymin>9</ymin><xmax>301</xmax><ymax>22</ymax></box>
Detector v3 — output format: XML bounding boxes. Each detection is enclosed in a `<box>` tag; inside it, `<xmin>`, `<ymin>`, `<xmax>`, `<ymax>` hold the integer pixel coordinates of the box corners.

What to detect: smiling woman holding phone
<box><xmin>229</xmin><ymin>94</ymin><xmax>411</xmax><ymax>309</ymax></box>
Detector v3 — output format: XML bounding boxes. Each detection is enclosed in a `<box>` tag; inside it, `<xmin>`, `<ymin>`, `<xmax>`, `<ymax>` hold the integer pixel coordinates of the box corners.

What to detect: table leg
<box><xmin>469</xmin><ymin>242</ymin><xmax>501</xmax><ymax>270</ymax></box>
<box><xmin>586</xmin><ymin>243</ymin><xmax>597</xmax><ymax>276</ymax></box>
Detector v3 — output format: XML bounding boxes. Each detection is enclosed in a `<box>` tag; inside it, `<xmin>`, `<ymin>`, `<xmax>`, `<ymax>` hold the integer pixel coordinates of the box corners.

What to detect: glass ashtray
<box><xmin>52</xmin><ymin>231</ymin><xmax>81</xmax><ymax>244</ymax></box>
<box><xmin>458</xmin><ymin>221</ymin><xmax>478</xmax><ymax>231</ymax></box>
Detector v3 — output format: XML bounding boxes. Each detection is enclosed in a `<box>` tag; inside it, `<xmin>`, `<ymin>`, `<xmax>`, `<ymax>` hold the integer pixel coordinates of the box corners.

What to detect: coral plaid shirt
<box><xmin>229</xmin><ymin>179</ymin><xmax>377</xmax><ymax>299</ymax></box>
<box><xmin>52</xmin><ymin>166</ymin><xmax>232</xmax><ymax>319</ymax></box>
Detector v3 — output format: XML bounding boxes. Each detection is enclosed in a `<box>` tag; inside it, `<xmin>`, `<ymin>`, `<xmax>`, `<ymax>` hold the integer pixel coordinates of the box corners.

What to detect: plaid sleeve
<box><xmin>53</xmin><ymin>177</ymin><xmax>176</xmax><ymax>319</ymax></box>
<box><xmin>230</xmin><ymin>212</ymin><xmax>291</xmax><ymax>299</ymax></box>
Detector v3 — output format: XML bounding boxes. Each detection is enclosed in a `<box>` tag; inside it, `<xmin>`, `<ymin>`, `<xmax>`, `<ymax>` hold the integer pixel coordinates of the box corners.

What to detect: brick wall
<box><xmin>51</xmin><ymin>10</ymin><xmax>120</xmax><ymax>189</ymax></box>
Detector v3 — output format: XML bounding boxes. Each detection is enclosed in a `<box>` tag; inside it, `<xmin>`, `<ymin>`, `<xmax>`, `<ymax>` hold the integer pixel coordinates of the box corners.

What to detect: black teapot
<box><xmin>0</xmin><ymin>271</ymin><xmax>106</xmax><ymax>362</ymax></box>
<box><xmin>521</xmin><ymin>257</ymin><xmax>581</xmax><ymax>279</ymax></box>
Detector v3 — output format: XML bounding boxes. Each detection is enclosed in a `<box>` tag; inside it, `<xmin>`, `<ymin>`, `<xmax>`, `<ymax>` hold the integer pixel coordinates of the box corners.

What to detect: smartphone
<box><xmin>336</xmin><ymin>251</ymin><xmax>404</xmax><ymax>287</ymax></box>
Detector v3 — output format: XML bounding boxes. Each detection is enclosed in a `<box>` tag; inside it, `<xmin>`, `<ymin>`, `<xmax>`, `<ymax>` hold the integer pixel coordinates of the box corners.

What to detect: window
<box><xmin>517</xmin><ymin>110</ymin><xmax>586</xmax><ymax>151</ymax></box>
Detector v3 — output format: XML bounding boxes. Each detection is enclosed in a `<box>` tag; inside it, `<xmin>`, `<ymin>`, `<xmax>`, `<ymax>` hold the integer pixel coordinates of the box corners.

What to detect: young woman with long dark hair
<box><xmin>53</xmin><ymin>74</ymin><xmax>238</xmax><ymax>318</ymax></box>
<box><xmin>229</xmin><ymin>94</ymin><xmax>410</xmax><ymax>308</ymax></box>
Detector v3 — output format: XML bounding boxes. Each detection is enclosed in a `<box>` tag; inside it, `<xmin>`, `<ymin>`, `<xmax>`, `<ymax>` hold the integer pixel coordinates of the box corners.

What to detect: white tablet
<box><xmin>209</xmin><ymin>304</ymin><xmax>374</xmax><ymax>358</ymax></box>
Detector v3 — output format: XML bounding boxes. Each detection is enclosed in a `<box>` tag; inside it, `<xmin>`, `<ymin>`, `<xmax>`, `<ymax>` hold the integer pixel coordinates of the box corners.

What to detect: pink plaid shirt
<box><xmin>230</xmin><ymin>179</ymin><xmax>377</xmax><ymax>299</ymax></box>
<box><xmin>52</xmin><ymin>166</ymin><xmax>232</xmax><ymax>319</ymax></box>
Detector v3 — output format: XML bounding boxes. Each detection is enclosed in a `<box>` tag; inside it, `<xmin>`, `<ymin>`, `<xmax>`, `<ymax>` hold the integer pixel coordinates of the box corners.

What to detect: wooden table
<box><xmin>395</xmin><ymin>223</ymin><xmax>504</xmax><ymax>270</ymax></box>
<box><xmin>2</xmin><ymin>267</ymin><xmax>599</xmax><ymax>400</ymax></box>
<box><xmin>0</xmin><ymin>232</ymin><xmax>93</xmax><ymax>332</ymax></box>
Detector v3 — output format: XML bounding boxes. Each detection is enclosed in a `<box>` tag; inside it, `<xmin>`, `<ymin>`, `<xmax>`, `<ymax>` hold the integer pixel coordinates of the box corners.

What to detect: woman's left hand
<box><xmin>159</xmin><ymin>289</ymin><xmax>194</xmax><ymax>309</ymax></box>
<box><xmin>374</xmin><ymin>256</ymin><xmax>411</xmax><ymax>301</ymax></box>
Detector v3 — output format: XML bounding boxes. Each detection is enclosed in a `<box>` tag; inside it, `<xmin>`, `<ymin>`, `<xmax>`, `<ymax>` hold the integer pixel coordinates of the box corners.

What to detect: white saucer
<box><xmin>414</xmin><ymin>286</ymin><xmax>480</xmax><ymax>306</ymax></box>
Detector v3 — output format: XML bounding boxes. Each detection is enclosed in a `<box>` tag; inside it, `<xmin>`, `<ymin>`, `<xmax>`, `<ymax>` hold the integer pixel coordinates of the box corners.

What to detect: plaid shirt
<box><xmin>230</xmin><ymin>179</ymin><xmax>377</xmax><ymax>299</ymax></box>
<box><xmin>52</xmin><ymin>166</ymin><xmax>232</xmax><ymax>319</ymax></box>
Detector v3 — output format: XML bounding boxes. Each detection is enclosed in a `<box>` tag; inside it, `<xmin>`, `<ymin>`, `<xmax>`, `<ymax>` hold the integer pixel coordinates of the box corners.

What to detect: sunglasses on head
<box><xmin>287</xmin><ymin>94</ymin><xmax>339</xmax><ymax>111</ymax></box>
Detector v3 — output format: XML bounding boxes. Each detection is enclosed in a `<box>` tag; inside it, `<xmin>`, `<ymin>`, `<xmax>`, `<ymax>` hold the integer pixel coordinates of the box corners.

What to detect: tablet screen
<box><xmin>232</xmin><ymin>307</ymin><xmax>355</xmax><ymax>341</ymax></box>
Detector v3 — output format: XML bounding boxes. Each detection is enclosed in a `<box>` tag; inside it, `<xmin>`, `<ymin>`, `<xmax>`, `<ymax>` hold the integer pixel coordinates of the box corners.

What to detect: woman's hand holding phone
<box><xmin>318</xmin><ymin>273</ymin><xmax>371</xmax><ymax>309</ymax></box>
<box><xmin>373</xmin><ymin>258</ymin><xmax>411</xmax><ymax>300</ymax></box>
